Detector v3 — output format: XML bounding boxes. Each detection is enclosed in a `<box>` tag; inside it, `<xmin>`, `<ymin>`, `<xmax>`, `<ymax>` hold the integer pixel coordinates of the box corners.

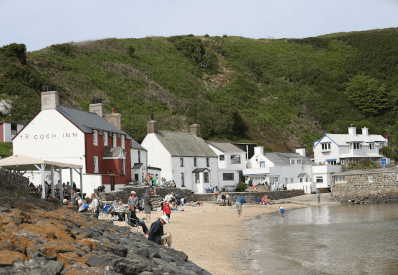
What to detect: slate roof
<box><xmin>103</xmin><ymin>147</ymin><xmax>123</xmax><ymax>159</ymax></box>
<box><xmin>130</xmin><ymin>139</ymin><xmax>146</xmax><ymax>151</ymax></box>
<box><xmin>192</xmin><ymin>168</ymin><xmax>211</xmax><ymax>173</ymax></box>
<box><xmin>207</xmin><ymin>141</ymin><xmax>245</xmax><ymax>153</ymax></box>
<box><xmin>315</xmin><ymin>133</ymin><xmax>387</xmax><ymax>147</ymax></box>
<box><xmin>155</xmin><ymin>131</ymin><xmax>218</xmax><ymax>157</ymax></box>
<box><xmin>57</xmin><ymin>105</ymin><xmax>133</xmax><ymax>140</ymax></box>
<box><xmin>264</xmin><ymin>152</ymin><xmax>314</xmax><ymax>166</ymax></box>
<box><xmin>132</xmin><ymin>163</ymin><xmax>143</xmax><ymax>169</ymax></box>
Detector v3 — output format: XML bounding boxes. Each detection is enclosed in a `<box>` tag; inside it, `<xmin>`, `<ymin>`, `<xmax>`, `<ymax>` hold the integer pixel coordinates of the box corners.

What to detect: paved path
<box><xmin>272</xmin><ymin>193</ymin><xmax>340</xmax><ymax>206</ymax></box>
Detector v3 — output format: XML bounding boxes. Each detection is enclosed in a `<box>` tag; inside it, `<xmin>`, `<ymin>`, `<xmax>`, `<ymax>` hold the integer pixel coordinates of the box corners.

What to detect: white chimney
<box><xmin>89</xmin><ymin>98</ymin><xmax>104</xmax><ymax>118</ymax></box>
<box><xmin>348</xmin><ymin>125</ymin><xmax>356</xmax><ymax>136</ymax></box>
<box><xmin>295</xmin><ymin>146</ymin><xmax>306</xmax><ymax>157</ymax></box>
<box><xmin>362</xmin><ymin>127</ymin><xmax>369</xmax><ymax>136</ymax></box>
<box><xmin>41</xmin><ymin>85</ymin><xmax>59</xmax><ymax>110</ymax></box>
<box><xmin>254</xmin><ymin>146</ymin><xmax>264</xmax><ymax>156</ymax></box>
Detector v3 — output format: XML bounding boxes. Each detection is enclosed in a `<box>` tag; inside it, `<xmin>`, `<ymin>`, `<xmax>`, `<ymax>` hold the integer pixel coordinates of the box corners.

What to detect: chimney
<box><xmin>190</xmin><ymin>123</ymin><xmax>201</xmax><ymax>137</ymax></box>
<box><xmin>147</xmin><ymin>113</ymin><xmax>158</xmax><ymax>134</ymax></box>
<box><xmin>362</xmin><ymin>127</ymin><xmax>369</xmax><ymax>137</ymax></box>
<box><xmin>89</xmin><ymin>98</ymin><xmax>105</xmax><ymax>118</ymax></box>
<box><xmin>295</xmin><ymin>145</ymin><xmax>306</xmax><ymax>157</ymax></box>
<box><xmin>254</xmin><ymin>146</ymin><xmax>264</xmax><ymax>156</ymax></box>
<box><xmin>41</xmin><ymin>85</ymin><xmax>59</xmax><ymax>110</ymax></box>
<box><xmin>105</xmin><ymin>105</ymin><xmax>122</xmax><ymax>130</ymax></box>
<box><xmin>348</xmin><ymin>125</ymin><xmax>356</xmax><ymax>136</ymax></box>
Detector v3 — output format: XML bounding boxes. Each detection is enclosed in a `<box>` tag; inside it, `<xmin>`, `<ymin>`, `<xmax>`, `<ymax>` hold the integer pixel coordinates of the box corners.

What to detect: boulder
<box><xmin>0</xmin><ymin>251</ymin><xmax>27</xmax><ymax>267</ymax></box>
<box><xmin>85</xmin><ymin>254</ymin><xmax>125</xmax><ymax>268</ymax></box>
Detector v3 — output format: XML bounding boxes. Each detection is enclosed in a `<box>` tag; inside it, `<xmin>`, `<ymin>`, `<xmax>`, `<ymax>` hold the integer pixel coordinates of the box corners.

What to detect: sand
<box><xmin>112</xmin><ymin>199</ymin><xmax>313</xmax><ymax>275</ymax></box>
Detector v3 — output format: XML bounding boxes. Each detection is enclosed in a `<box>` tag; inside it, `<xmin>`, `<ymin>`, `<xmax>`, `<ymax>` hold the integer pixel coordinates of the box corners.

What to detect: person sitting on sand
<box><xmin>216</xmin><ymin>194</ymin><xmax>222</xmax><ymax>203</ymax></box>
<box><xmin>148</xmin><ymin>215</ymin><xmax>173</xmax><ymax>249</ymax></box>
<box><xmin>111</xmin><ymin>201</ymin><xmax>125</xmax><ymax>221</ymax></box>
<box><xmin>128</xmin><ymin>206</ymin><xmax>149</xmax><ymax>235</ymax></box>
<box><xmin>61</xmin><ymin>199</ymin><xmax>69</xmax><ymax>206</ymax></box>
<box><xmin>225</xmin><ymin>193</ymin><xmax>231</xmax><ymax>206</ymax></box>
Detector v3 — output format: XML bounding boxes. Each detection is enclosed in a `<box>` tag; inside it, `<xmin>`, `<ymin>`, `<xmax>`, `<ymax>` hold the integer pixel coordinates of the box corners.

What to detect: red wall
<box><xmin>84</xmin><ymin>132</ymin><xmax>131</xmax><ymax>186</ymax></box>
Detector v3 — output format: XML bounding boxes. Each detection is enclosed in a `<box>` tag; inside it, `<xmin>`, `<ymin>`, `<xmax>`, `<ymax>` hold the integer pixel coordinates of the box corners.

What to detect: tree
<box><xmin>0</xmin><ymin>43</ymin><xmax>27</xmax><ymax>64</ymax></box>
<box><xmin>344</xmin><ymin>73</ymin><xmax>388</xmax><ymax>116</ymax></box>
<box><xmin>174</xmin><ymin>37</ymin><xmax>218</xmax><ymax>69</ymax></box>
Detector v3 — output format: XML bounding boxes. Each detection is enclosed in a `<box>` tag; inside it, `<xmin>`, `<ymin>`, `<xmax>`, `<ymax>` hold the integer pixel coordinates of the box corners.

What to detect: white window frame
<box><xmin>103</xmin><ymin>132</ymin><xmax>108</xmax><ymax>147</ymax></box>
<box><xmin>121</xmin><ymin>135</ymin><xmax>125</xmax><ymax>149</ymax></box>
<box><xmin>297</xmin><ymin>159</ymin><xmax>302</xmax><ymax>164</ymax></box>
<box><xmin>113</xmin><ymin>134</ymin><xmax>117</xmax><ymax>147</ymax></box>
<box><xmin>93</xmin><ymin>130</ymin><xmax>98</xmax><ymax>146</ymax></box>
<box><xmin>368</xmin><ymin>175</ymin><xmax>373</xmax><ymax>183</ymax></box>
<box><xmin>291</xmin><ymin>159</ymin><xmax>295</xmax><ymax>165</ymax></box>
<box><xmin>94</xmin><ymin>156</ymin><xmax>99</xmax><ymax>174</ymax></box>
<box><xmin>369</xmin><ymin>143</ymin><xmax>375</xmax><ymax>150</ymax></box>
<box><xmin>316</xmin><ymin>176</ymin><xmax>323</xmax><ymax>183</ymax></box>
<box><xmin>230</xmin><ymin>155</ymin><xmax>241</xmax><ymax>164</ymax></box>
<box><xmin>195</xmin><ymin>172</ymin><xmax>200</xmax><ymax>183</ymax></box>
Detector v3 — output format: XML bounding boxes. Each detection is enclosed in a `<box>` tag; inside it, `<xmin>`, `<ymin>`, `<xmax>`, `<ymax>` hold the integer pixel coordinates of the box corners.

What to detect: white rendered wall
<box><xmin>313</xmin><ymin>136</ymin><xmax>341</xmax><ymax>164</ymax></box>
<box><xmin>131</xmin><ymin>149</ymin><xmax>148</xmax><ymax>182</ymax></box>
<box><xmin>13</xmin><ymin>110</ymin><xmax>99</xmax><ymax>195</ymax></box>
<box><xmin>141</xmin><ymin>133</ymin><xmax>172</xmax><ymax>181</ymax></box>
<box><xmin>3</xmin><ymin>123</ymin><xmax>12</xmax><ymax>142</ymax></box>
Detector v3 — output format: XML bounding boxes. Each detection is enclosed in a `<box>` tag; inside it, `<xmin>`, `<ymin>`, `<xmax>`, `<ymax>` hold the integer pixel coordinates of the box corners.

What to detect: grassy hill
<box><xmin>1</xmin><ymin>28</ymin><xmax>398</xmax><ymax>157</ymax></box>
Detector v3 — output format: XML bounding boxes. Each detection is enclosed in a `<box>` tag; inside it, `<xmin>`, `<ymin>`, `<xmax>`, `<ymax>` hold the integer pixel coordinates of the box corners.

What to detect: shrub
<box><xmin>347</xmin><ymin>159</ymin><xmax>378</xmax><ymax>170</ymax></box>
<box><xmin>204</xmin><ymin>34</ymin><xmax>209</xmax><ymax>38</ymax></box>
<box><xmin>236</xmin><ymin>182</ymin><xmax>247</xmax><ymax>192</ymax></box>
<box><xmin>223</xmin><ymin>34</ymin><xmax>228</xmax><ymax>37</ymax></box>
<box><xmin>128</xmin><ymin>45</ymin><xmax>135</xmax><ymax>57</ymax></box>
<box><xmin>0</xmin><ymin>43</ymin><xmax>27</xmax><ymax>64</ymax></box>
<box><xmin>52</xmin><ymin>43</ymin><xmax>73</xmax><ymax>56</ymax></box>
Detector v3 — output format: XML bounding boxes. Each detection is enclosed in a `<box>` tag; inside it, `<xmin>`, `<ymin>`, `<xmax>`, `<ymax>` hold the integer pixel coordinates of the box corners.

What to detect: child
<box><xmin>317</xmin><ymin>191</ymin><xmax>321</xmax><ymax>204</ymax></box>
<box><xmin>279</xmin><ymin>206</ymin><xmax>284</xmax><ymax>216</ymax></box>
<box><xmin>163</xmin><ymin>202</ymin><xmax>171</xmax><ymax>220</ymax></box>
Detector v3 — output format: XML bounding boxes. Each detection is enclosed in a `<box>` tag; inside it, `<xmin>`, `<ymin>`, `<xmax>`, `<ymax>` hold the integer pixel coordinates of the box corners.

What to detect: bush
<box><xmin>52</xmin><ymin>43</ymin><xmax>73</xmax><ymax>56</ymax></box>
<box><xmin>223</xmin><ymin>34</ymin><xmax>228</xmax><ymax>38</ymax></box>
<box><xmin>0</xmin><ymin>43</ymin><xmax>27</xmax><ymax>64</ymax></box>
<box><xmin>236</xmin><ymin>182</ymin><xmax>247</xmax><ymax>192</ymax></box>
<box><xmin>204</xmin><ymin>34</ymin><xmax>209</xmax><ymax>38</ymax></box>
<box><xmin>128</xmin><ymin>45</ymin><xmax>135</xmax><ymax>57</ymax></box>
<box><xmin>347</xmin><ymin>159</ymin><xmax>378</xmax><ymax>170</ymax></box>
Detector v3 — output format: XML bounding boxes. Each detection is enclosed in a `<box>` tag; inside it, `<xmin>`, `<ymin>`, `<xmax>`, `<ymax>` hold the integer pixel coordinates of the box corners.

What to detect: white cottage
<box><xmin>130</xmin><ymin>139</ymin><xmax>148</xmax><ymax>183</ymax></box>
<box><xmin>207</xmin><ymin>141</ymin><xmax>246</xmax><ymax>191</ymax></box>
<box><xmin>313</xmin><ymin>126</ymin><xmax>389</xmax><ymax>167</ymax></box>
<box><xmin>141</xmin><ymin>119</ymin><xmax>218</xmax><ymax>194</ymax></box>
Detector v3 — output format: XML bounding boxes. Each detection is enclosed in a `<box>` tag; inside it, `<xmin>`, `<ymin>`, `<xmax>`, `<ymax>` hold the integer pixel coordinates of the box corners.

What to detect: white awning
<box><xmin>0</xmin><ymin>154</ymin><xmax>82</xmax><ymax>171</ymax></box>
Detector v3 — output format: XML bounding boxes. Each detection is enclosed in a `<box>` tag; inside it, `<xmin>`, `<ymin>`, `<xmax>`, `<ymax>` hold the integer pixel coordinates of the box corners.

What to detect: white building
<box><xmin>141</xmin><ymin>119</ymin><xmax>218</xmax><ymax>194</ymax></box>
<box><xmin>207</xmin><ymin>141</ymin><xmax>246</xmax><ymax>191</ymax></box>
<box><xmin>313</xmin><ymin>126</ymin><xmax>389</xmax><ymax>167</ymax></box>
<box><xmin>130</xmin><ymin>139</ymin><xmax>148</xmax><ymax>183</ymax></box>
<box><xmin>0</xmin><ymin>121</ymin><xmax>25</xmax><ymax>143</ymax></box>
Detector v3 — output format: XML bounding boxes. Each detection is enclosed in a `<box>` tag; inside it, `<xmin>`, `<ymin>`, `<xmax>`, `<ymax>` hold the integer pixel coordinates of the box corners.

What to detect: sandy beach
<box><xmin>111</xmin><ymin>194</ymin><xmax>338</xmax><ymax>274</ymax></box>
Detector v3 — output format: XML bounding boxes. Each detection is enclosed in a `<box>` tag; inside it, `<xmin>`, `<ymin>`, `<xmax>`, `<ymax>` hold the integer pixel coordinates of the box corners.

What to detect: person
<box><xmin>62</xmin><ymin>182</ymin><xmax>66</xmax><ymax>190</ymax></box>
<box><xmin>66</xmin><ymin>182</ymin><xmax>71</xmax><ymax>194</ymax></box>
<box><xmin>55</xmin><ymin>180</ymin><xmax>60</xmax><ymax>190</ymax></box>
<box><xmin>163</xmin><ymin>202</ymin><xmax>171</xmax><ymax>220</ymax></box>
<box><xmin>128</xmin><ymin>191</ymin><xmax>138</xmax><ymax>207</ymax></box>
<box><xmin>172</xmin><ymin>180</ymin><xmax>176</xmax><ymax>188</ymax></box>
<box><xmin>143</xmin><ymin>190</ymin><xmax>152</xmax><ymax>223</ymax></box>
<box><xmin>112</xmin><ymin>201</ymin><xmax>125</xmax><ymax>221</ymax></box>
<box><xmin>78</xmin><ymin>195</ymin><xmax>87</xmax><ymax>212</ymax></box>
<box><xmin>112</xmin><ymin>197</ymin><xmax>120</xmax><ymax>208</ymax></box>
<box><xmin>225</xmin><ymin>193</ymin><xmax>231</xmax><ymax>206</ymax></box>
<box><xmin>61</xmin><ymin>199</ymin><xmax>69</xmax><ymax>206</ymax></box>
<box><xmin>236</xmin><ymin>197</ymin><xmax>245</xmax><ymax>217</ymax></box>
<box><xmin>183</xmin><ymin>197</ymin><xmax>191</xmax><ymax>206</ymax></box>
<box><xmin>257</xmin><ymin>197</ymin><xmax>262</xmax><ymax>204</ymax></box>
<box><xmin>45</xmin><ymin>181</ymin><xmax>50</xmax><ymax>197</ymax></box>
<box><xmin>89</xmin><ymin>193</ymin><xmax>99</xmax><ymax>218</ymax></box>
<box><xmin>216</xmin><ymin>194</ymin><xmax>222</xmax><ymax>203</ymax></box>
<box><xmin>70</xmin><ymin>189</ymin><xmax>78</xmax><ymax>207</ymax></box>
<box><xmin>279</xmin><ymin>206</ymin><xmax>284</xmax><ymax>216</ymax></box>
<box><xmin>317</xmin><ymin>191</ymin><xmax>321</xmax><ymax>204</ymax></box>
<box><xmin>73</xmin><ymin>182</ymin><xmax>77</xmax><ymax>190</ymax></box>
<box><xmin>221</xmin><ymin>193</ymin><xmax>227</xmax><ymax>206</ymax></box>
<box><xmin>265</xmin><ymin>195</ymin><xmax>270</xmax><ymax>204</ymax></box>
<box><xmin>213</xmin><ymin>186</ymin><xmax>219</xmax><ymax>194</ymax></box>
<box><xmin>148</xmin><ymin>215</ymin><xmax>173</xmax><ymax>249</ymax></box>
<box><xmin>128</xmin><ymin>206</ymin><xmax>149</xmax><ymax>235</ymax></box>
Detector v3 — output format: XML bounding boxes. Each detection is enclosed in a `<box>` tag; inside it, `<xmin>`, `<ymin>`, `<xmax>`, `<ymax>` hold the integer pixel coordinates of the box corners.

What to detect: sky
<box><xmin>1</xmin><ymin>0</ymin><xmax>398</xmax><ymax>52</ymax></box>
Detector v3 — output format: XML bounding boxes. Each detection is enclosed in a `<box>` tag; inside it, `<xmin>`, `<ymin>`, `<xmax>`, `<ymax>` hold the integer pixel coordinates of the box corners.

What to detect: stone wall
<box><xmin>0</xmin><ymin>169</ymin><xmax>29</xmax><ymax>194</ymax></box>
<box><xmin>99</xmin><ymin>185</ymin><xmax>304</xmax><ymax>204</ymax></box>
<box><xmin>332</xmin><ymin>172</ymin><xmax>398</xmax><ymax>203</ymax></box>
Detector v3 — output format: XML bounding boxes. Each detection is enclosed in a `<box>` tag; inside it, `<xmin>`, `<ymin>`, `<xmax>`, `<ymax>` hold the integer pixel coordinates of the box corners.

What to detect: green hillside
<box><xmin>1</xmin><ymin>28</ymin><xmax>398</xmax><ymax>157</ymax></box>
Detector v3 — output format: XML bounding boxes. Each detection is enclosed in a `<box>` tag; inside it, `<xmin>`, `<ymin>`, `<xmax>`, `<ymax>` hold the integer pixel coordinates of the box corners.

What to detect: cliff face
<box><xmin>0</xmin><ymin>189</ymin><xmax>210</xmax><ymax>274</ymax></box>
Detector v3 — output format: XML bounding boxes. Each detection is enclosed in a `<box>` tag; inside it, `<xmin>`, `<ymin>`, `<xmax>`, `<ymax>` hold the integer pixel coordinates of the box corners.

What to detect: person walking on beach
<box><xmin>236</xmin><ymin>197</ymin><xmax>245</xmax><ymax>217</ymax></box>
<box><xmin>148</xmin><ymin>215</ymin><xmax>173</xmax><ymax>249</ymax></box>
<box><xmin>163</xmin><ymin>202</ymin><xmax>171</xmax><ymax>220</ymax></box>
<box><xmin>143</xmin><ymin>190</ymin><xmax>152</xmax><ymax>223</ymax></box>
<box><xmin>279</xmin><ymin>206</ymin><xmax>284</xmax><ymax>217</ymax></box>
<box><xmin>317</xmin><ymin>191</ymin><xmax>321</xmax><ymax>204</ymax></box>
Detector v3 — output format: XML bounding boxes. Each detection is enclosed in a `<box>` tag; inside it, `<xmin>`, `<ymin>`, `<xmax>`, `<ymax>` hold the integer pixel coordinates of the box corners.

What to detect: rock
<box><xmin>85</xmin><ymin>254</ymin><xmax>124</xmax><ymax>268</ymax></box>
<box><xmin>147</xmin><ymin>246</ymin><xmax>160</xmax><ymax>259</ymax></box>
<box><xmin>117</xmin><ymin>256</ymin><xmax>157</xmax><ymax>274</ymax></box>
<box><xmin>57</xmin><ymin>252</ymin><xmax>84</xmax><ymax>265</ymax></box>
<box><xmin>0</xmin><ymin>250</ymin><xmax>27</xmax><ymax>267</ymax></box>
<box><xmin>130</xmin><ymin>247</ymin><xmax>149</xmax><ymax>259</ymax></box>
<box><xmin>159</xmin><ymin>248</ymin><xmax>188</xmax><ymax>262</ymax></box>
<box><xmin>98</xmin><ymin>242</ymin><xmax>128</xmax><ymax>257</ymax></box>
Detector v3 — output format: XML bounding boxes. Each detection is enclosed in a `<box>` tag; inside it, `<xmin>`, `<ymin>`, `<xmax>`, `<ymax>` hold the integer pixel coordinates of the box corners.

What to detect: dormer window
<box><xmin>321</xmin><ymin>143</ymin><xmax>331</xmax><ymax>150</ymax></box>
<box><xmin>297</xmin><ymin>159</ymin><xmax>302</xmax><ymax>165</ymax></box>
<box><xmin>350</xmin><ymin>142</ymin><xmax>362</xmax><ymax>150</ymax></box>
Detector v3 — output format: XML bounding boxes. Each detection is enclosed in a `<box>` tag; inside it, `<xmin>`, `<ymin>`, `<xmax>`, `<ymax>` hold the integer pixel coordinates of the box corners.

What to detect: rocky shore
<box><xmin>0</xmin><ymin>189</ymin><xmax>210</xmax><ymax>275</ymax></box>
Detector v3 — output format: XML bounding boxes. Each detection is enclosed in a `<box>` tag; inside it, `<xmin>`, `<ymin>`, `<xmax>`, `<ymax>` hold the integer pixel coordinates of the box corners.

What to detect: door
<box><xmin>110</xmin><ymin>176</ymin><xmax>115</xmax><ymax>191</ymax></box>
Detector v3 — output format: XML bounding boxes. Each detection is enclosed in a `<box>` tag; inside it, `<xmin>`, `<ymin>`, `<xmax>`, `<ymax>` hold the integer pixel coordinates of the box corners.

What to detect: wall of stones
<box><xmin>99</xmin><ymin>185</ymin><xmax>304</xmax><ymax>205</ymax></box>
<box><xmin>0</xmin><ymin>169</ymin><xmax>29</xmax><ymax>194</ymax></box>
<box><xmin>332</xmin><ymin>172</ymin><xmax>398</xmax><ymax>203</ymax></box>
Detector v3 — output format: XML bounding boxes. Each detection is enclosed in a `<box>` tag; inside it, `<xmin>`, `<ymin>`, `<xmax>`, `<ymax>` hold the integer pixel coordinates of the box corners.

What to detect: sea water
<box><xmin>235</xmin><ymin>204</ymin><xmax>398</xmax><ymax>275</ymax></box>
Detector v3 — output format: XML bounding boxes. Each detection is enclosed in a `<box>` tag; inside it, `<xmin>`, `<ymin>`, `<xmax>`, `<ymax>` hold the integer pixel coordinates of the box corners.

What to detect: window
<box><xmin>93</xmin><ymin>130</ymin><xmax>98</xmax><ymax>146</ymax></box>
<box><xmin>122</xmin><ymin>159</ymin><xmax>126</xmax><ymax>175</ymax></box>
<box><xmin>194</xmin><ymin>158</ymin><xmax>197</xmax><ymax>166</ymax></box>
<box><xmin>368</xmin><ymin>175</ymin><xmax>373</xmax><ymax>182</ymax></box>
<box><xmin>180</xmin><ymin>158</ymin><xmax>184</xmax><ymax>167</ymax></box>
<box><xmin>113</xmin><ymin>134</ymin><xmax>117</xmax><ymax>147</ymax></box>
<box><xmin>94</xmin><ymin>156</ymin><xmax>99</xmax><ymax>173</ymax></box>
<box><xmin>300</xmin><ymin>178</ymin><xmax>303</xmax><ymax>182</ymax></box>
<box><xmin>206</xmin><ymin>158</ymin><xmax>209</xmax><ymax>167</ymax></box>
<box><xmin>103</xmin><ymin>132</ymin><xmax>108</xmax><ymax>146</ymax></box>
<box><xmin>350</xmin><ymin>142</ymin><xmax>362</xmax><ymax>150</ymax></box>
<box><xmin>204</xmin><ymin>172</ymin><xmax>209</xmax><ymax>183</ymax></box>
<box><xmin>223</xmin><ymin>173</ymin><xmax>234</xmax><ymax>181</ymax></box>
<box><xmin>336</xmin><ymin>176</ymin><xmax>345</xmax><ymax>182</ymax></box>
<box><xmin>195</xmin><ymin>172</ymin><xmax>200</xmax><ymax>183</ymax></box>
<box><xmin>11</xmin><ymin>124</ymin><xmax>17</xmax><ymax>135</ymax></box>
<box><xmin>219</xmin><ymin>155</ymin><xmax>225</xmax><ymax>161</ymax></box>
<box><xmin>291</xmin><ymin>159</ymin><xmax>295</xmax><ymax>165</ymax></box>
<box><xmin>231</xmin><ymin>155</ymin><xmax>241</xmax><ymax>164</ymax></box>
<box><xmin>121</xmin><ymin>135</ymin><xmax>125</xmax><ymax>149</ymax></box>
<box><xmin>328</xmin><ymin>160</ymin><xmax>337</xmax><ymax>165</ymax></box>
<box><xmin>370</xmin><ymin>143</ymin><xmax>375</xmax><ymax>150</ymax></box>
<box><xmin>321</xmin><ymin>143</ymin><xmax>331</xmax><ymax>150</ymax></box>
<box><xmin>181</xmin><ymin>173</ymin><xmax>185</xmax><ymax>187</ymax></box>
<box><xmin>260</xmin><ymin>161</ymin><xmax>265</xmax><ymax>168</ymax></box>
<box><xmin>316</xmin><ymin>176</ymin><xmax>323</xmax><ymax>183</ymax></box>
<box><xmin>297</xmin><ymin>159</ymin><xmax>302</xmax><ymax>164</ymax></box>
<box><xmin>138</xmin><ymin>151</ymin><xmax>141</xmax><ymax>163</ymax></box>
